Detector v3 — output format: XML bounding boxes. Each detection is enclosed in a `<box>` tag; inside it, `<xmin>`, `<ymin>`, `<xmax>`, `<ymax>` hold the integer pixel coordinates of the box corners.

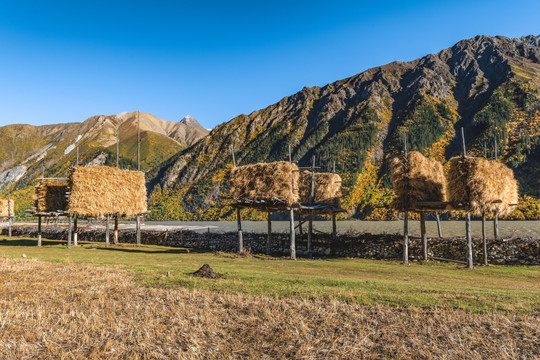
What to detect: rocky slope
<box><xmin>147</xmin><ymin>35</ymin><xmax>540</xmax><ymax>220</ymax></box>
<box><xmin>0</xmin><ymin>111</ymin><xmax>209</xmax><ymax>214</ymax></box>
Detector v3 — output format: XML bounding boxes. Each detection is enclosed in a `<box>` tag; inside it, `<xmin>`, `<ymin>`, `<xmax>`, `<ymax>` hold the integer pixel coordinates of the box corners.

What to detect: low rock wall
<box><xmin>3</xmin><ymin>225</ymin><xmax>539</xmax><ymax>265</ymax></box>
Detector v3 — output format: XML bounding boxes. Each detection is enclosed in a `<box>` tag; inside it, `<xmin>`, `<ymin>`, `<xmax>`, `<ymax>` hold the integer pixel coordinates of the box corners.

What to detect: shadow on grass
<box><xmin>0</xmin><ymin>238</ymin><xmax>64</xmax><ymax>246</ymax></box>
<box><xmin>98</xmin><ymin>246</ymin><xmax>210</xmax><ymax>255</ymax></box>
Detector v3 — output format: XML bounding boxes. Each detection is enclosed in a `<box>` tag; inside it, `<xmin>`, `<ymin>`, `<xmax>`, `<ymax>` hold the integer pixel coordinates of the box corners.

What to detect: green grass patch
<box><xmin>1</xmin><ymin>236</ymin><xmax>539</xmax><ymax>314</ymax></box>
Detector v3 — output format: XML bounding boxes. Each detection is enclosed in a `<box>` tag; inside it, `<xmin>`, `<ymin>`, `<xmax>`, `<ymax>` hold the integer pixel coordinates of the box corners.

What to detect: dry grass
<box><xmin>229</xmin><ymin>161</ymin><xmax>299</xmax><ymax>204</ymax></box>
<box><xmin>447</xmin><ymin>157</ymin><xmax>519</xmax><ymax>216</ymax></box>
<box><xmin>34</xmin><ymin>179</ymin><xmax>69</xmax><ymax>213</ymax></box>
<box><xmin>298</xmin><ymin>171</ymin><xmax>342</xmax><ymax>204</ymax></box>
<box><xmin>68</xmin><ymin>166</ymin><xmax>147</xmax><ymax>218</ymax></box>
<box><xmin>0</xmin><ymin>257</ymin><xmax>538</xmax><ymax>359</ymax></box>
<box><xmin>390</xmin><ymin>151</ymin><xmax>446</xmax><ymax>209</ymax></box>
<box><xmin>0</xmin><ymin>199</ymin><xmax>14</xmax><ymax>217</ymax></box>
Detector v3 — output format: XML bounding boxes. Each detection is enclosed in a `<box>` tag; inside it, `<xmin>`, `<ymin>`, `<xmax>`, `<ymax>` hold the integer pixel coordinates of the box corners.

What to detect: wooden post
<box><xmin>37</xmin><ymin>215</ymin><xmax>42</xmax><ymax>247</ymax></box>
<box><xmin>466</xmin><ymin>211</ymin><xmax>473</xmax><ymax>269</ymax></box>
<box><xmin>308</xmin><ymin>155</ymin><xmax>315</xmax><ymax>258</ymax></box>
<box><xmin>137</xmin><ymin>110</ymin><xmax>140</xmax><ymax>171</ymax></box>
<box><xmin>105</xmin><ymin>215</ymin><xmax>110</xmax><ymax>248</ymax></box>
<box><xmin>116</xmin><ymin>129</ymin><xmax>120</xmax><ymax>168</ymax></box>
<box><xmin>331</xmin><ymin>160</ymin><xmax>337</xmax><ymax>245</ymax></box>
<box><xmin>332</xmin><ymin>212</ymin><xmax>337</xmax><ymax>241</ymax></box>
<box><xmin>266</xmin><ymin>212</ymin><xmax>271</xmax><ymax>255</ymax></box>
<box><xmin>114</xmin><ymin>216</ymin><xmax>119</xmax><ymax>245</ymax></box>
<box><xmin>420</xmin><ymin>212</ymin><xmax>427</xmax><ymax>260</ymax></box>
<box><xmin>492</xmin><ymin>215</ymin><xmax>500</xmax><ymax>240</ymax></box>
<box><xmin>436</xmin><ymin>213</ymin><xmax>443</xmax><ymax>238</ymax></box>
<box><xmin>136</xmin><ymin>215</ymin><xmax>141</xmax><ymax>246</ymax></box>
<box><xmin>237</xmin><ymin>208</ymin><xmax>243</xmax><ymax>254</ymax></box>
<box><xmin>289</xmin><ymin>207</ymin><xmax>296</xmax><ymax>260</ymax></box>
<box><xmin>308</xmin><ymin>215</ymin><xmax>313</xmax><ymax>259</ymax></box>
<box><xmin>403</xmin><ymin>210</ymin><xmax>409</xmax><ymax>264</ymax></box>
<box><xmin>288</xmin><ymin>144</ymin><xmax>296</xmax><ymax>260</ymax></box>
<box><xmin>67</xmin><ymin>216</ymin><xmax>72</xmax><ymax>249</ymax></box>
<box><xmin>298</xmin><ymin>220</ymin><xmax>303</xmax><ymax>235</ymax></box>
<box><xmin>482</xmin><ymin>211</ymin><xmax>488</xmax><ymax>265</ymax></box>
<box><xmin>493</xmin><ymin>139</ymin><xmax>499</xmax><ymax>240</ymax></box>
<box><xmin>403</xmin><ymin>133</ymin><xmax>409</xmax><ymax>265</ymax></box>
<box><xmin>462</xmin><ymin>128</ymin><xmax>473</xmax><ymax>269</ymax></box>
<box><xmin>7</xmin><ymin>193</ymin><xmax>12</xmax><ymax>237</ymax></box>
<box><xmin>73</xmin><ymin>217</ymin><xmax>78</xmax><ymax>247</ymax></box>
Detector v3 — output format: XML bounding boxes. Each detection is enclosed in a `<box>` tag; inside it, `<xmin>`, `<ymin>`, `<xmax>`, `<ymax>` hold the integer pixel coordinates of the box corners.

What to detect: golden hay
<box><xmin>34</xmin><ymin>179</ymin><xmax>69</xmax><ymax>213</ymax></box>
<box><xmin>447</xmin><ymin>157</ymin><xmax>519</xmax><ymax>216</ymax></box>
<box><xmin>68</xmin><ymin>166</ymin><xmax>147</xmax><ymax>218</ymax></box>
<box><xmin>0</xmin><ymin>199</ymin><xmax>15</xmax><ymax>217</ymax></box>
<box><xmin>228</xmin><ymin>161</ymin><xmax>299</xmax><ymax>204</ymax></box>
<box><xmin>298</xmin><ymin>171</ymin><xmax>342</xmax><ymax>204</ymax></box>
<box><xmin>390</xmin><ymin>151</ymin><xmax>446</xmax><ymax>209</ymax></box>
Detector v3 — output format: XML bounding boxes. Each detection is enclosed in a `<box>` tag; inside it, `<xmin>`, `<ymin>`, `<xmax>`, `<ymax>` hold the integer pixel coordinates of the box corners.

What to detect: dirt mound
<box><xmin>191</xmin><ymin>264</ymin><xmax>223</xmax><ymax>279</ymax></box>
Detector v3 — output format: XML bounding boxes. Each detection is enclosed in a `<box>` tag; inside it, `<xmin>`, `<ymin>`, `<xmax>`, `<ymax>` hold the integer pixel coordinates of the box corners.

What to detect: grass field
<box><xmin>1</xmin><ymin>236</ymin><xmax>539</xmax><ymax>314</ymax></box>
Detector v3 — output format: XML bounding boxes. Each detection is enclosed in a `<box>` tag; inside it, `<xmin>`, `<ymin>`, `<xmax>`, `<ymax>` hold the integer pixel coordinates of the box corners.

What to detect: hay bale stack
<box><xmin>298</xmin><ymin>171</ymin><xmax>342</xmax><ymax>204</ymax></box>
<box><xmin>0</xmin><ymin>199</ymin><xmax>15</xmax><ymax>217</ymax></box>
<box><xmin>34</xmin><ymin>179</ymin><xmax>69</xmax><ymax>213</ymax></box>
<box><xmin>68</xmin><ymin>166</ymin><xmax>147</xmax><ymax>218</ymax></box>
<box><xmin>447</xmin><ymin>157</ymin><xmax>518</xmax><ymax>215</ymax></box>
<box><xmin>390</xmin><ymin>151</ymin><xmax>446</xmax><ymax>209</ymax></box>
<box><xmin>229</xmin><ymin>161</ymin><xmax>299</xmax><ymax>204</ymax></box>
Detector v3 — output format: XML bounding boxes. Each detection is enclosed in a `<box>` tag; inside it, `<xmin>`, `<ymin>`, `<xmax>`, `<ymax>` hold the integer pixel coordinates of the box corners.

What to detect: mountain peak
<box><xmin>179</xmin><ymin>115</ymin><xmax>201</xmax><ymax>127</ymax></box>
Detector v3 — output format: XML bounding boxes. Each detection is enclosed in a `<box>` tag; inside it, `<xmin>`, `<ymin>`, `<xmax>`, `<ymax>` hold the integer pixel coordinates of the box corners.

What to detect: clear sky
<box><xmin>0</xmin><ymin>0</ymin><xmax>538</xmax><ymax>129</ymax></box>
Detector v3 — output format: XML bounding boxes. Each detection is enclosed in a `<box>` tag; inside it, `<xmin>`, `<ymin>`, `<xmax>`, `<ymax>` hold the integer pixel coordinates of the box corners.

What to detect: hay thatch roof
<box><xmin>34</xmin><ymin>179</ymin><xmax>69</xmax><ymax>214</ymax></box>
<box><xmin>390</xmin><ymin>151</ymin><xmax>446</xmax><ymax>209</ymax></box>
<box><xmin>67</xmin><ymin>166</ymin><xmax>147</xmax><ymax>218</ymax></box>
<box><xmin>298</xmin><ymin>171</ymin><xmax>342</xmax><ymax>204</ymax></box>
<box><xmin>228</xmin><ymin>161</ymin><xmax>299</xmax><ymax>205</ymax></box>
<box><xmin>447</xmin><ymin>157</ymin><xmax>518</xmax><ymax>216</ymax></box>
<box><xmin>0</xmin><ymin>199</ymin><xmax>14</xmax><ymax>217</ymax></box>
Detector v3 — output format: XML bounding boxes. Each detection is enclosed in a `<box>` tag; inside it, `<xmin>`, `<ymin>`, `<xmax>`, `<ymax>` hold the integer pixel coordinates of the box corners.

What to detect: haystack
<box><xmin>34</xmin><ymin>179</ymin><xmax>69</xmax><ymax>213</ymax></box>
<box><xmin>67</xmin><ymin>166</ymin><xmax>147</xmax><ymax>218</ymax></box>
<box><xmin>390</xmin><ymin>151</ymin><xmax>446</xmax><ymax>209</ymax></box>
<box><xmin>0</xmin><ymin>199</ymin><xmax>15</xmax><ymax>217</ymax></box>
<box><xmin>447</xmin><ymin>157</ymin><xmax>518</xmax><ymax>216</ymax></box>
<box><xmin>228</xmin><ymin>161</ymin><xmax>299</xmax><ymax>205</ymax></box>
<box><xmin>298</xmin><ymin>171</ymin><xmax>342</xmax><ymax>204</ymax></box>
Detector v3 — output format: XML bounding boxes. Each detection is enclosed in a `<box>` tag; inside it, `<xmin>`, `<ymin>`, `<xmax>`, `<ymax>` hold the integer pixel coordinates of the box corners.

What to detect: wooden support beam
<box><xmin>465</xmin><ymin>211</ymin><xmax>473</xmax><ymax>269</ymax></box>
<box><xmin>136</xmin><ymin>215</ymin><xmax>141</xmax><ymax>246</ymax></box>
<box><xmin>420</xmin><ymin>212</ymin><xmax>427</xmax><ymax>260</ymax></box>
<box><xmin>493</xmin><ymin>215</ymin><xmax>499</xmax><ymax>240</ymax></box>
<box><xmin>237</xmin><ymin>208</ymin><xmax>243</xmax><ymax>254</ymax></box>
<box><xmin>105</xmin><ymin>215</ymin><xmax>110</xmax><ymax>248</ymax></box>
<box><xmin>403</xmin><ymin>133</ymin><xmax>409</xmax><ymax>265</ymax></box>
<box><xmin>67</xmin><ymin>216</ymin><xmax>72</xmax><ymax>249</ymax></box>
<box><xmin>482</xmin><ymin>212</ymin><xmax>488</xmax><ymax>265</ymax></box>
<box><xmin>266</xmin><ymin>212</ymin><xmax>271</xmax><ymax>255</ymax></box>
<box><xmin>73</xmin><ymin>217</ymin><xmax>78</xmax><ymax>247</ymax></box>
<box><xmin>37</xmin><ymin>215</ymin><xmax>42</xmax><ymax>247</ymax></box>
<box><xmin>114</xmin><ymin>216</ymin><xmax>119</xmax><ymax>245</ymax></box>
<box><xmin>403</xmin><ymin>211</ymin><xmax>409</xmax><ymax>264</ymax></box>
<box><xmin>289</xmin><ymin>144</ymin><xmax>296</xmax><ymax>260</ymax></box>
<box><xmin>308</xmin><ymin>215</ymin><xmax>313</xmax><ymax>259</ymax></box>
<box><xmin>332</xmin><ymin>211</ymin><xmax>337</xmax><ymax>242</ymax></box>
<box><xmin>289</xmin><ymin>207</ymin><xmax>296</xmax><ymax>260</ymax></box>
<box><xmin>7</xmin><ymin>194</ymin><xmax>12</xmax><ymax>237</ymax></box>
<box><xmin>436</xmin><ymin>213</ymin><xmax>443</xmax><ymax>238</ymax></box>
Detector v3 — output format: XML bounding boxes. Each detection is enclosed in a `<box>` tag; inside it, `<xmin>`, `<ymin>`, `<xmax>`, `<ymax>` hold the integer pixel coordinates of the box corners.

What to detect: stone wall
<box><xmin>3</xmin><ymin>225</ymin><xmax>539</xmax><ymax>265</ymax></box>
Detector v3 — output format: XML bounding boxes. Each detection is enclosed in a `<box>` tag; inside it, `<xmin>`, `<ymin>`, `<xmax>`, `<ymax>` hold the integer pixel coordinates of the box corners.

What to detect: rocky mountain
<box><xmin>147</xmin><ymin>35</ymin><xmax>540</xmax><ymax>220</ymax></box>
<box><xmin>0</xmin><ymin>111</ymin><xmax>209</xmax><ymax>214</ymax></box>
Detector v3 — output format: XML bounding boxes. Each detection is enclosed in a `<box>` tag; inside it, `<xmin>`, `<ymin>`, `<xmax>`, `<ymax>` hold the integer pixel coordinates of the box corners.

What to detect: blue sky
<box><xmin>0</xmin><ymin>0</ymin><xmax>538</xmax><ymax>129</ymax></box>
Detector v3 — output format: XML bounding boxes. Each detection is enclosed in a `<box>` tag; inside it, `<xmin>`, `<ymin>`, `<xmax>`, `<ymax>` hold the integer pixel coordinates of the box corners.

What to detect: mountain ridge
<box><xmin>146</xmin><ymin>34</ymin><xmax>540</xmax><ymax>220</ymax></box>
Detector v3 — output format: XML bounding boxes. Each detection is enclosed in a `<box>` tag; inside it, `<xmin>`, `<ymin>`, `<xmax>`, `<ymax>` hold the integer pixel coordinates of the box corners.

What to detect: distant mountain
<box><xmin>147</xmin><ymin>35</ymin><xmax>540</xmax><ymax>220</ymax></box>
<box><xmin>0</xmin><ymin>111</ymin><xmax>209</xmax><ymax>215</ymax></box>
